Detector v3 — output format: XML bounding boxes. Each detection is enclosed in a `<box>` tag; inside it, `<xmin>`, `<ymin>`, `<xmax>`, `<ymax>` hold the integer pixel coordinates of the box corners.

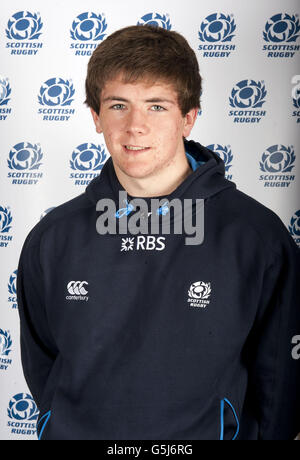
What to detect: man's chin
<box><xmin>119</xmin><ymin>166</ymin><xmax>153</xmax><ymax>180</ymax></box>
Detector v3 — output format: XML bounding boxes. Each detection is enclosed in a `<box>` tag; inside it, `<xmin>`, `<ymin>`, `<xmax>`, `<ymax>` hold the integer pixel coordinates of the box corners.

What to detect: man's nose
<box><xmin>125</xmin><ymin>108</ymin><xmax>149</xmax><ymax>135</ymax></box>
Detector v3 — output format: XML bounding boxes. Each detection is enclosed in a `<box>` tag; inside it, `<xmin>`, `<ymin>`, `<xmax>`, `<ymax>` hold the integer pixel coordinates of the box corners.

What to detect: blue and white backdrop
<box><xmin>0</xmin><ymin>0</ymin><xmax>299</xmax><ymax>440</ymax></box>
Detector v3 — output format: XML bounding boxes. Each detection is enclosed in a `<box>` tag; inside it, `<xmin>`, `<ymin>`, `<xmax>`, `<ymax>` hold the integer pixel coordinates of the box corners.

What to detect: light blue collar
<box><xmin>186</xmin><ymin>151</ymin><xmax>205</xmax><ymax>171</ymax></box>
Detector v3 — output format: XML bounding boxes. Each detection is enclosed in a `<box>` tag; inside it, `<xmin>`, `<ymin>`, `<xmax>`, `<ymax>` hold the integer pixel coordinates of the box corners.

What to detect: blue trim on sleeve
<box><xmin>220</xmin><ymin>399</ymin><xmax>225</xmax><ymax>440</ymax></box>
<box><xmin>37</xmin><ymin>410</ymin><xmax>51</xmax><ymax>440</ymax></box>
<box><xmin>220</xmin><ymin>398</ymin><xmax>240</xmax><ymax>440</ymax></box>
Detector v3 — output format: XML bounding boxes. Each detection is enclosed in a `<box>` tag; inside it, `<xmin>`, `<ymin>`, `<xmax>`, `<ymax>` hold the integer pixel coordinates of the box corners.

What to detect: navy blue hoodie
<box><xmin>17</xmin><ymin>140</ymin><xmax>300</xmax><ymax>440</ymax></box>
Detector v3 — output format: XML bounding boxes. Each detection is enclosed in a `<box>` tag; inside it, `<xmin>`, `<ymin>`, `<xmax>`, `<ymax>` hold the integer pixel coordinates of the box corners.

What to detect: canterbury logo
<box><xmin>67</xmin><ymin>281</ymin><xmax>88</xmax><ymax>295</ymax></box>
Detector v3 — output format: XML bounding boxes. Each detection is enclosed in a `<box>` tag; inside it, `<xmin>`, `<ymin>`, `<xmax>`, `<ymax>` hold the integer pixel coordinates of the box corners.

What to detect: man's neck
<box><xmin>113</xmin><ymin>153</ymin><xmax>193</xmax><ymax>198</ymax></box>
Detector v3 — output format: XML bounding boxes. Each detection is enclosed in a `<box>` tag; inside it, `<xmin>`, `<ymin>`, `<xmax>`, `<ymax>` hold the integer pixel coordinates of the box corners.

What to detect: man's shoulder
<box><xmin>24</xmin><ymin>192</ymin><xmax>93</xmax><ymax>251</ymax></box>
<box><xmin>219</xmin><ymin>187</ymin><xmax>296</xmax><ymax>256</ymax></box>
<box><xmin>224</xmin><ymin>187</ymin><xmax>279</xmax><ymax>220</ymax></box>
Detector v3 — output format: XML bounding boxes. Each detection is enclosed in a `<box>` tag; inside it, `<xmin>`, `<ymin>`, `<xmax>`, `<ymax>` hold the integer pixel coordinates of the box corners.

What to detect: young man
<box><xmin>17</xmin><ymin>25</ymin><xmax>300</xmax><ymax>440</ymax></box>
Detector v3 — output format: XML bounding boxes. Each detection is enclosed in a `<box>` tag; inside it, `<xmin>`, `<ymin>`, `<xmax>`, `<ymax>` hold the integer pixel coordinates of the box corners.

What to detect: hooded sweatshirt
<box><xmin>17</xmin><ymin>140</ymin><xmax>300</xmax><ymax>440</ymax></box>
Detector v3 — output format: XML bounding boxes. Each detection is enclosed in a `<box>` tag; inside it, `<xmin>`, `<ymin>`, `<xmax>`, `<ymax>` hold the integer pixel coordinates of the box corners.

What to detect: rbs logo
<box><xmin>121</xmin><ymin>236</ymin><xmax>166</xmax><ymax>252</ymax></box>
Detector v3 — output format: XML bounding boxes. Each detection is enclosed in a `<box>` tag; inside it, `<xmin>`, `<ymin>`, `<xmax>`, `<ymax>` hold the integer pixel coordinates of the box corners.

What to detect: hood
<box><xmin>86</xmin><ymin>140</ymin><xmax>235</xmax><ymax>206</ymax></box>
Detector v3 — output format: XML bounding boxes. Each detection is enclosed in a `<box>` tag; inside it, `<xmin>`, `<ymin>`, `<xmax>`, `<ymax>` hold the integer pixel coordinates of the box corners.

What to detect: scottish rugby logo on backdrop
<box><xmin>293</xmin><ymin>93</ymin><xmax>300</xmax><ymax>122</ymax></box>
<box><xmin>198</xmin><ymin>13</ymin><xmax>236</xmax><ymax>57</ymax></box>
<box><xmin>0</xmin><ymin>329</ymin><xmax>12</xmax><ymax>371</ymax></box>
<box><xmin>69</xmin><ymin>143</ymin><xmax>107</xmax><ymax>186</ymax></box>
<box><xmin>263</xmin><ymin>13</ymin><xmax>300</xmax><ymax>58</ymax></box>
<box><xmin>0</xmin><ymin>206</ymin><xmax>13</xmax><ymax>248</ymax></box>
<box><xmin>0</xmin><ymin>77</ymin><xmax>12</xmax><ymax>121</ymax></box>
<box><xmin>7</xmin><ymin>142</ymin><xmax>43</xmax><ymax>185</ymax></box>
<box><xmin>7</xmin><ymin>393</ymin><xmax>38</xmax><ymax>436</ymax></box>
<box><xmin>259</xmin><ymin>145</ymin><xmax>296</xmax><ymax>188</ymax></box>
<box><xmin>137</xmin><ymin>12</ymin><xmax>172</xmax><ymax>29</ymax></box>
<box><xmin>8</xmin><ymin>270</ymin><xmax>18</xmax><ymax>310</ymax></box>
<box><xmin>38</xmin><ymin>78</ymin><xmax>75</xmax><ymax>121</ymax></box>
<box><xmin>292</xmin><ymin>77</ymin><xmax>300</xmax><ymax>123</ymax></box>
<box><xmin>206</xmin><ymin>144</ymin><xmax>233</xmax><ymax>180</ymax></box>
<box><xmin>289</xmin><ymin>210</ymin><xmax>300</xmax><ymax>247</ymax></box>
<box><xmin>70</xmin><ymin>12</ymin><xmax>107</xmax><ymax>56</ymax></box>
<box><xmin>229</xmin><ymin>79</ymin><xmax>267</xmax><ymax>123</ymax></box>
<box><xmin>5</xmin><ymin>11</ymin><xmax>43</xmax><ymax>55</ymax></box>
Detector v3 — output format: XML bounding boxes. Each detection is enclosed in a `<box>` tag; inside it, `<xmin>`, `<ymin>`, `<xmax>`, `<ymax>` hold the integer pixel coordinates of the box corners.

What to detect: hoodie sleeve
<box><xmin>17</xmin><ymin>231</ymin><xmax>58</xmax><ymax>409</ymax></box>
<box><xmin>245</xmin><ymin>229</ymin><xmax>300</xmax><ymax>440</ymax></box>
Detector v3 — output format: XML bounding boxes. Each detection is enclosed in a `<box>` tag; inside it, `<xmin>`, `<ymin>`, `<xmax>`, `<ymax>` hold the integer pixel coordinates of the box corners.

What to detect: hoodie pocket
<box><xmin>37</xmin><ymin>410</ymin><xmax>51</xmax><ymax>440</ymax></box>
<box><xmin>219</xmin><ymin>398</ymin><xmax>239</xmax><ymax>440</ymax></box>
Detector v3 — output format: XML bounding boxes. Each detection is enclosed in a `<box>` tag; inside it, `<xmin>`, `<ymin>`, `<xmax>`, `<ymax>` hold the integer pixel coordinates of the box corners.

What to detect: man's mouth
<box><xmin>123</xmin><ymin>145</ymin><xmax>150</xmax><ymax>153</ymax></box>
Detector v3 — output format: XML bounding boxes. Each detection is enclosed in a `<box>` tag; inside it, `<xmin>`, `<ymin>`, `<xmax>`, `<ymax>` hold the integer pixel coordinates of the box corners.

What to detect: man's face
<box><xmin>91</xmin><ymin>74</ymin><xmax>197</xmax><ymax>181</ymax></box>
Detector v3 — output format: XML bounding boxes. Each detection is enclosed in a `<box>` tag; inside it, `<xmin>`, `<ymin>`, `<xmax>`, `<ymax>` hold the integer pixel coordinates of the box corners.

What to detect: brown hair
<box><xmin>85</xmin><ymin>25</ymin><xmax>202</xmax><ymax>116</ymax></box>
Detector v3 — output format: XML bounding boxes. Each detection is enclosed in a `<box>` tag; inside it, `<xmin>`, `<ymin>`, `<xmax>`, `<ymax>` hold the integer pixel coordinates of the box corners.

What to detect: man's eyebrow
<box><xmin>102</xmin><ymin>96</ymin><xmax>175</xmax><ymax>104</ymax></box>
<box><xmin>144</xmin><ymin>98</ymin><xmax>175</xmax><ymax>104</ymax></box>
<box><xmin>102</xmin><ymin>96</ymin><xmax>129</xmax><ymax>103</ymax></box>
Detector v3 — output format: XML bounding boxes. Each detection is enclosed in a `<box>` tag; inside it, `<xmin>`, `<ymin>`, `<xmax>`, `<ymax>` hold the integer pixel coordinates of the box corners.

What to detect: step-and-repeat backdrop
<box><xmin>0</xmin><ymin>0</ymin><xmax>299</xmax><ymax>440</ymax></box>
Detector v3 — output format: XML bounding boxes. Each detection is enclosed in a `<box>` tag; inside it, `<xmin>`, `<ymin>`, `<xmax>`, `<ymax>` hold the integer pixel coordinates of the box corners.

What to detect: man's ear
<box><xmin>182</xmin><ymin>108</ymin><xmax>199</xmax><ymax>138</ymax></box>
<box><xmin>90</xmin><ymin>108</ymin><xmax>102</xmax><ymax>134</ymax></box>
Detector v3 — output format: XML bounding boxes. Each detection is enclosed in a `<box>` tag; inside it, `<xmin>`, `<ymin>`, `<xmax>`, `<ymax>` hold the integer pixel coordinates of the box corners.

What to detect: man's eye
<box><xmin>111</xmin><ymin>104</ymin><xmax>125</xmax><ymax>110</ymax></box>
<box><xmin>151</xmin><ymin>105</ymin><xmax>166</xmax><ymax>111</ymax></box>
